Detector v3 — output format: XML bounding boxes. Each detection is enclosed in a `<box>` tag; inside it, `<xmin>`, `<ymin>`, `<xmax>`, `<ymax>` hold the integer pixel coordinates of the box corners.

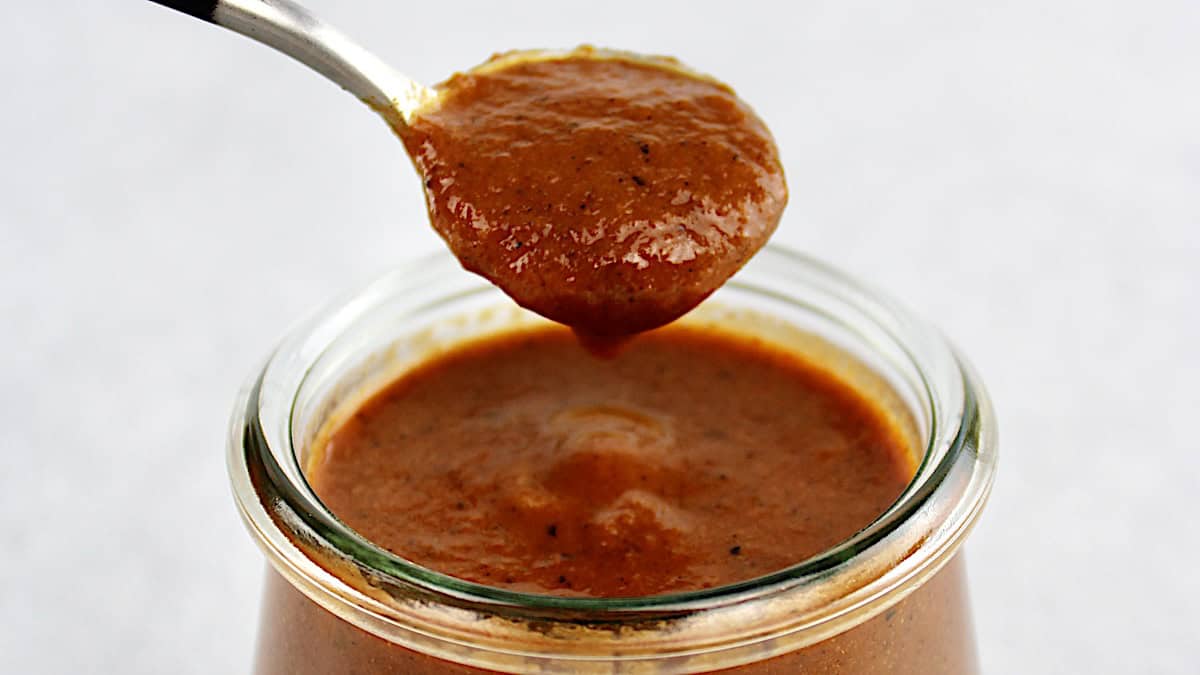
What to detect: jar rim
<box><xmin>228</xmin><ymin>244</ymin><xmax>997</xmax><ymax>651</ymax></box>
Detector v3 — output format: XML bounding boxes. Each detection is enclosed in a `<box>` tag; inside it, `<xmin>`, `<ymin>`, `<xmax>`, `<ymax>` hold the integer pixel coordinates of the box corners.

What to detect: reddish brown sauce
<box><xmin>249</xmin><ymin>46</ymin><xmax>981</xmax><ymax>675</ymax></box>
<box><xmin>258</xmin><ymin>326</ymin><xmax>978</xmax><ymax>673</ymax></box>
<box><xmin>400</xmin><ymin>50</ymin><xmax>787</xmax><ymax>337</ymax></box>
<box><xmin>308</xmin><ymin>326</ymin><xmax>913</xmax><ymax>597</ymax></box>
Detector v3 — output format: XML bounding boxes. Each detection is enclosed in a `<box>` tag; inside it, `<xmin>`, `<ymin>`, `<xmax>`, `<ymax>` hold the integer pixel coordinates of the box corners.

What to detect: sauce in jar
<box><xmin>251</xmin><ymin>320</ymin><xmax>981</xmax><ymax>675</ymax></box>
<box><xmin>308</xmin><ymin>325</ymin><xmax>914</xmax><ymax>597</ymax></box>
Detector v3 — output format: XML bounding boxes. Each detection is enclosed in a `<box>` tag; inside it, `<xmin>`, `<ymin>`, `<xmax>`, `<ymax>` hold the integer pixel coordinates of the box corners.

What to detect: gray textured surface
<box><xmin>2</xmin><ymin>1</ymin><xmax>1197</xmax><ymax>673</ymax></box>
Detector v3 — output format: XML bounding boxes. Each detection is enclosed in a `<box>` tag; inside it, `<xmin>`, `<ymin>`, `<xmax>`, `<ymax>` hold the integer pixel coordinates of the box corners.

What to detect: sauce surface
<box><xmin>308</xmin><ymin>326</ymin><xmax>913</xmax><ymax>597</ymax></box>
<box><xmin>400</xmin><ymin>50</ymin><xmax>787</xmax><ymax>337</ymax></box>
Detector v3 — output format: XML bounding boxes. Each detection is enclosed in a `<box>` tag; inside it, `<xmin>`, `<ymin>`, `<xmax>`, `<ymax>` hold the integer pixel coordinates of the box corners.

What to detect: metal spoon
<box><xmin>148</xmin><ymin>0</ymin><xmax>436</xmax><ymax>128</ymax></box>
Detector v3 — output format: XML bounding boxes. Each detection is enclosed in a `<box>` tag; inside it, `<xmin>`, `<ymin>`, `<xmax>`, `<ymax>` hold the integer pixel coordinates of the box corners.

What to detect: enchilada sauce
<box><xmin>254</xmin><ymin>327</ymin><xmax>976</xmax><ymax>674</ymax></box>
<box><xmin>308</xmin><ymin>326</ymin><xmax>913</xmax><ymax>597</ymax></box>
<box><xmin>398</xmin><ymin>51</ymin><xmax>787</xmax><ymax>338</ymax></box>
<box><xmin>253</xmin><ymin>51</ymin><xmax>976</xmax><ymax>675</ymax></box>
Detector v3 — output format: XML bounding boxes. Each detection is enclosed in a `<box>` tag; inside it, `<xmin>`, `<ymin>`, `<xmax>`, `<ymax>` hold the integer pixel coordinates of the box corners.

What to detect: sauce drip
<box><xmin>309</xmin><ymin>326</ymin><xmax>913</xmax><ymax>597</ymax></box>
<box><xmin>400</xmin><ymin>49</ymin><xmax>787</xmax><ymax>338</ymax></box>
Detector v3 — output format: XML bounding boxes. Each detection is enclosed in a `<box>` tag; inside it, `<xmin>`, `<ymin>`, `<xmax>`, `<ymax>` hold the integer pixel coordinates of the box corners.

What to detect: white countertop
<box><xmin>2</xmin><ymin>1</ymin><xmax>1197</xmax><ymax>673</ymax></box>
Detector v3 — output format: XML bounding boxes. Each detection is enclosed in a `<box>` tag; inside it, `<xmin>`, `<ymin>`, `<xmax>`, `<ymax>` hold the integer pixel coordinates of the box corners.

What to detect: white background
<box><xmin>3</xmin><ymin>1</ymin><xmax>1197</xmax><ymax>673</ymax></box>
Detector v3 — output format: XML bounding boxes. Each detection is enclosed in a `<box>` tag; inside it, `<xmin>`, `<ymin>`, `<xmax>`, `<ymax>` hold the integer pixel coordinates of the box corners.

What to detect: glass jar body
<box><xmin>229</xmin><ymin>246</ymin><xmax>997</xmax><ymax>674</ymax></box>
<box><xmin>253</xmin><ymin>557</ymin><xmax>977</xmax><ymax>674</ymax></box>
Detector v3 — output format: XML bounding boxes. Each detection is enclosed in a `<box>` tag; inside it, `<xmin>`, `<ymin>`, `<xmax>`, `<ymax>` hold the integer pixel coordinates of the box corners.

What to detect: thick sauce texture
<box><xmin>308</xmin><ymin>326</ymin><xmax>913</xmax><ymax>597</ymax></box>
<box><xmin>400</xmin><ymin>52</ymin><xmax>787</xmax><ymax>337</ymax></box>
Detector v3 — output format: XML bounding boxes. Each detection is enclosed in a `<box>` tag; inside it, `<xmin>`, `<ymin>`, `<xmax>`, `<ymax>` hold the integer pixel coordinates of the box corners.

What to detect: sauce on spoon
<box><xmin>398</xmin><ymin>48</ymin><xmax>787</xmax><ymax>339</ymax></box>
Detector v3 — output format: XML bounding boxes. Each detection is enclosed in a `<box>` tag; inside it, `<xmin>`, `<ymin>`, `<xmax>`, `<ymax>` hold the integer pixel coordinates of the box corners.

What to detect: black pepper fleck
<box><xmin>729</xmin><ymin>545</ymin><xmax>742</xmax><ymax>556</ymax></box>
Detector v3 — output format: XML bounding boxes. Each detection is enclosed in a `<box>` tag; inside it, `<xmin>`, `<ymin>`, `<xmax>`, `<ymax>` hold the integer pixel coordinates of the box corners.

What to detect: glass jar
<box><xmin>229</xmin><ymin>245</ymin><xmax>998</xmax><ymax>674</ymax></box>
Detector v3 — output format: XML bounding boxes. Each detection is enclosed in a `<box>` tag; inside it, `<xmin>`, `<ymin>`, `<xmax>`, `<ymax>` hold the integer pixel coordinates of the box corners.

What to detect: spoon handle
<box><xmin>148</xmin><ymin>0</ymin><xmax>433</xmax><ymax>125</ymax></box>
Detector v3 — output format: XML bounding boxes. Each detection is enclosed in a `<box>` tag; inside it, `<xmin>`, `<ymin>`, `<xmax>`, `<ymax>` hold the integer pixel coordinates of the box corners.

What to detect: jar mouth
<box><xmin>230</xmin><ymin>244</ymin><xmax>997</xmax><ymax>620</ymax></box>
